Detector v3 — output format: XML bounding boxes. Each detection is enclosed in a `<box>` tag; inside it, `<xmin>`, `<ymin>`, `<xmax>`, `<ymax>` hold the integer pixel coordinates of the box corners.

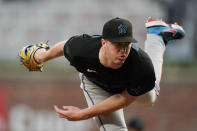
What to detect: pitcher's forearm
<box><xmin>35</xmin><ymin>40</ymin><xmax>66</xmax><ymax>63</ymax></box>
<box><xmin>81</xmin><ymin>90</ymin><xmax>137</xmax><ymax>119</ymax></box>
<box><xmin>43</xmin><ymin>41</ymin><xmax>66</xmax><ymax>62</ymax></box>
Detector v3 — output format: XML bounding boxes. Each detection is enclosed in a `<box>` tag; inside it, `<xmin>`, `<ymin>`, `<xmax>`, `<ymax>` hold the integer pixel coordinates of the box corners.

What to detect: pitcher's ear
<box><xmin>101</xmin><ymin>38</ymin><xmax>107</xmax><ymax>46</ymax></box>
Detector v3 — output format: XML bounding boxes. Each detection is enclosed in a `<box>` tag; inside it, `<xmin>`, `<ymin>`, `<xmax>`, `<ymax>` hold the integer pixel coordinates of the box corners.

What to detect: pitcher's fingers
<box><xmin>54</xmin><ymin>105</ymin><xmax>65</xmax><ymax>113</ymax></box>
<box><xmin>54</xmin><ymin>105</ymin><xmax>67</xmax><ymax>117</ymax></box>
<box><xmin>62</xmin><ymin>106</ymin><xmax>71</xmax><ymax>109</ymax></box>
<box><xmin>54</xmin><ymin>105</ymin><xmax>60</xmax><ymax>111</ymax></box>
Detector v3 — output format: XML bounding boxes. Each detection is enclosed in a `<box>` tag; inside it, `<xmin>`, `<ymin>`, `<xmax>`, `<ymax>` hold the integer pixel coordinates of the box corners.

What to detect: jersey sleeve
<box><xmin>63</xmin><ymin>34</ymin><xmax>98</xmax><ymax>73</ymax></box>
<box><xmin>63</xmin><ymin>35</ymin><xmax>85</xmax><ymax>72</ymax></box>
<box><xmin>63</xmin><ymin>36</ymin><xmax>77</xmax><ymax>63</ymax></box>
<box><xmin>63</xmin><ymin>34</ymin><xmax>94</xmax><ymax>62</ymax></box>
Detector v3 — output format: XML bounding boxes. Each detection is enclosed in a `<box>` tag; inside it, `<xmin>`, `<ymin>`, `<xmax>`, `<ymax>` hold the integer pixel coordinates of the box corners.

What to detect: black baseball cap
<box><xmin>102</xmin><ymin>17</ymin><xmax>137</xmax><ymax>43</ymax></box>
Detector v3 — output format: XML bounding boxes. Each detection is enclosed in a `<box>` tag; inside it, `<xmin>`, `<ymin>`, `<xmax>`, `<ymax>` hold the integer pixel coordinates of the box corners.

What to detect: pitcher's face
<box><xmin>101</xmin><ymin>39</ymin><xmax>131</xmax><ymax>66</ymax></box>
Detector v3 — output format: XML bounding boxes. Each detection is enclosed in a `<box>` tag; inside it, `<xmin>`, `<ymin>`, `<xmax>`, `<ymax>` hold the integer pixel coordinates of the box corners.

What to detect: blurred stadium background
<box><xmin>0</xmin><ymin>0</ymin><xmax>197</xmax><ymax>131</ymax></box>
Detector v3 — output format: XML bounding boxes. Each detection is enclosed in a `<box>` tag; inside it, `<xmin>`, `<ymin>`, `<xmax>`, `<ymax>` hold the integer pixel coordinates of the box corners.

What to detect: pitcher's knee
<box><xmin>136</xmin><ymin>89</ymin><xmax>157</xmax><ymax>107</ymax></box>
<box><xmin>143</xmin><ymin>94</ymin><xmax>157</xmax><ymax>107</ymax></box>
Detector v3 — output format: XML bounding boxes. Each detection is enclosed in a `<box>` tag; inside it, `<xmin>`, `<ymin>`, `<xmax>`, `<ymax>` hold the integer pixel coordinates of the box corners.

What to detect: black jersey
<box><xmin>63</xmin><ymin>34</ymin><xmax>156</xmax><ymax>96</ymax></box>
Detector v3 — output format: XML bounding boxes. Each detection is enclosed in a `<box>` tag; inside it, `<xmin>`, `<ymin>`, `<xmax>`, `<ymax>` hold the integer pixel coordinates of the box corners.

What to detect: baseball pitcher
<box><xmin>19</xmin><ymin>17</ymin><xmax>185</xmax><ymax>131</ymax></box>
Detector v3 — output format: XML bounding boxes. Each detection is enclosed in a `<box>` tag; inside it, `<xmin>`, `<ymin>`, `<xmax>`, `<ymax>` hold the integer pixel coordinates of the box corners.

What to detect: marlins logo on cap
<box><xmin>118</xmin><ymin>24</ymin><xmax>128</xmax><ymax>35</ymax></box>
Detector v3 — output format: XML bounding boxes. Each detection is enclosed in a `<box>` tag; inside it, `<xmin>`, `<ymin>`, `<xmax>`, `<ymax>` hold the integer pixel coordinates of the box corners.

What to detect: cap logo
<box><xmin>118</xmin><ymin>24</ymin><xmax>127</xmax><ymax>35</ymax></box>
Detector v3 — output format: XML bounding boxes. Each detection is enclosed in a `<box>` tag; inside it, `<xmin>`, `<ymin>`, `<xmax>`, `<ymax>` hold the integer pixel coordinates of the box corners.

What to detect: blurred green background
<box><xmin>0</xmin><ymin>0</ymin><xmax>197</xmax><ymax>131</ymax></box>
